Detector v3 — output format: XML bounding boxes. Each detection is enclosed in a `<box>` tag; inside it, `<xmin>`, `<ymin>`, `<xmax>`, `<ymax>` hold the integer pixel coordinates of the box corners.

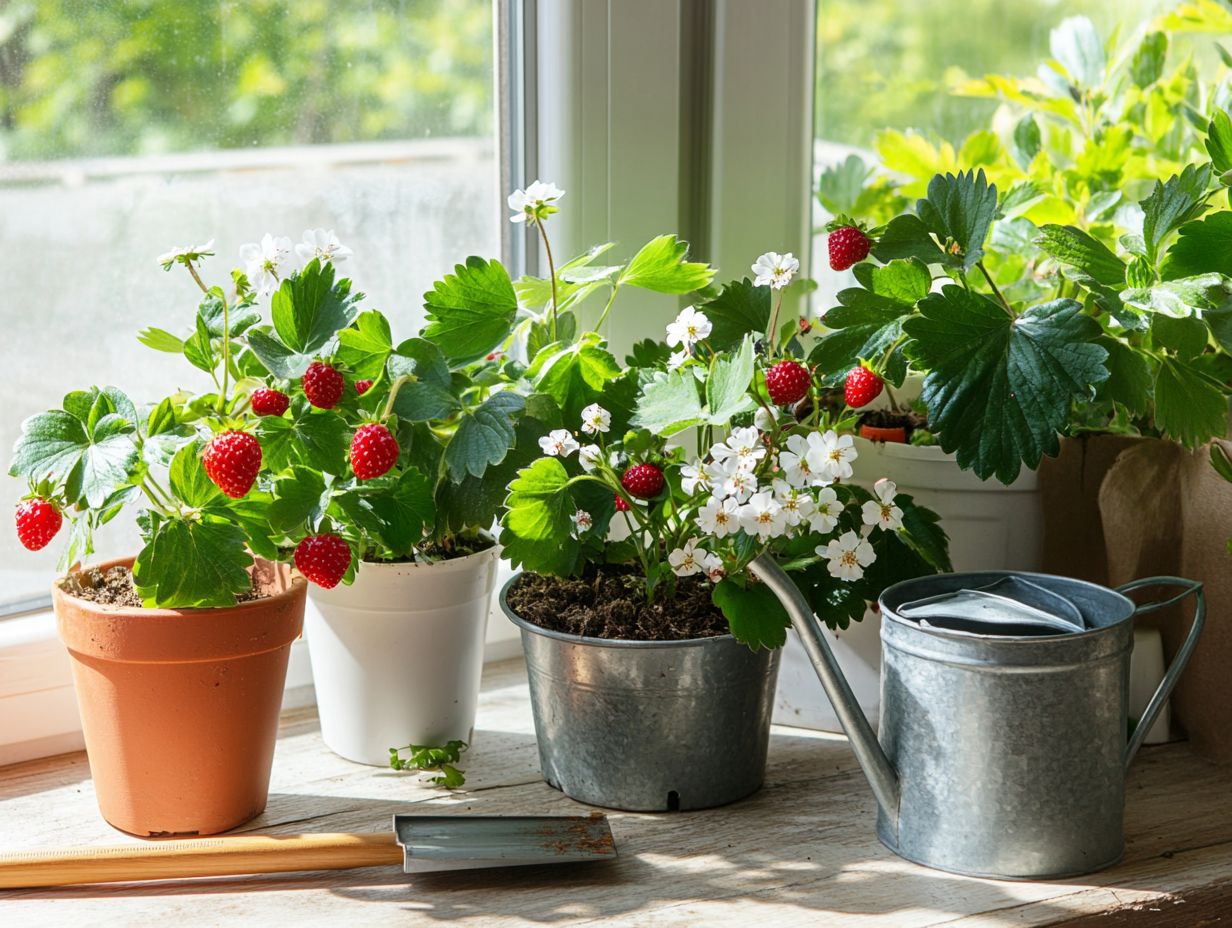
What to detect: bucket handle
<box><xmin>1115</xmin><ymin>576</ymin><xmax>1205</xmax><ymax>770</ymax></box>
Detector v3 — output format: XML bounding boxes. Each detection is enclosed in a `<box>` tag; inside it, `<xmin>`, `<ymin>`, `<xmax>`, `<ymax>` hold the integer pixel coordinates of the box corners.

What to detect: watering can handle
<box><xmin>1114</xmin><ymin>576</ymin><xmax>1205</xmax><ymax>770</ymax></box>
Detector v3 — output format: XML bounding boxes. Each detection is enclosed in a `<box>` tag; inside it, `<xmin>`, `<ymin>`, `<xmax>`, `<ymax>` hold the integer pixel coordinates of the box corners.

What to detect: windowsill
<box><xmin>0</xmin><ymin>562</ymin><xmax>522</xmax><ymax>767</ymax></box>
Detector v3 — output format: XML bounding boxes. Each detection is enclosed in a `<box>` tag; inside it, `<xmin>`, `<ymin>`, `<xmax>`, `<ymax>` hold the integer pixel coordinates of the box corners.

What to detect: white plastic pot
<box><xmin>774</xmin><ymin>438</ymin><xmax>1044</xmax><ymax>731</ymax></box>
<box><xmin>305</xmin><ymin>546</ymin><xmax>499</xmax><ymax>766</ymax></box>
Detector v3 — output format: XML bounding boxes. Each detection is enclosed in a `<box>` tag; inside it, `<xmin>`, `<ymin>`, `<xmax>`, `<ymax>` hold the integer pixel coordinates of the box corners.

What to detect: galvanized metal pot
<box><xmin>752</xmin><ymin>557</ymin><xmax>1205</xmax><ymax>880</ymax></box>
<box><xmin>500</xmin><ymin>574</ymin><xmax>781</xmax><ymax>812</ymax></box>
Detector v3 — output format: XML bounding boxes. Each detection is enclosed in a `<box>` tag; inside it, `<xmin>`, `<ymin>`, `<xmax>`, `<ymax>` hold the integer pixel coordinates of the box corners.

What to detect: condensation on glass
<box><xmin>0</xmin><ymin>1</ymin><xmax>500</xmax><ymax>600</ymax></box>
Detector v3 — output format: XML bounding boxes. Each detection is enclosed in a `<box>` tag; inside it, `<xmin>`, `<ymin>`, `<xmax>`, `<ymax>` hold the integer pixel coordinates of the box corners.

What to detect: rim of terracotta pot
<box><xmin>500</xmin><ymin>571</ymin><xmax>741</xmax><ymax>650</ymax></box>
<box><xmin>859</xmin><ymin>424</ymin><xmax>909</xmax><ymax>443</ymax></box>
<box><xmin>54</xmin><ymin>555</ymin><xmax>305</xmax><ymax>618</ymax></box>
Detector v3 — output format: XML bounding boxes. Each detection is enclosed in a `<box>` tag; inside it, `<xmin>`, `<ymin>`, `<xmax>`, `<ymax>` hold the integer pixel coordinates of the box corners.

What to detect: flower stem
<box><xmin>977</xmin><ymin>261</ymin><xmax>1014</xmax><ymax>316</ymax></box>
<box><xmin>595</xmin><ymin>284</ymin><xmax>620</xmax><ymax>332</ymax></box>
<box><xmin>185</xmin><ymin>261</ymin><xmax>209</xmax><ymax>295</ymax></box>
<box><xmin>535</xmin><ymin>218</ymin><xmax>560</xmax><ymax>341</ymax></box>
<box><xmin>381</xmin><ymin>375</ymin><xmax>412</xmax><ymax>420</ymax></box>
<box><xmin>218</xmin><ymin>300</ymin><xmax>231</xmax><ymax>415</ymax></box>
<box><xmin>767</xmin><ymin>290</ymin><xmax>785</xmax><ymax>351</ymax></box>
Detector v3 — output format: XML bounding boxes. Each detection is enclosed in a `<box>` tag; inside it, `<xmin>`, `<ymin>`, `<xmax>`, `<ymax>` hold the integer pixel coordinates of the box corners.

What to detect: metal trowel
<box><xmin>0</xmin><ymin>814</ymin><xmax>617</xmax><ymax>889</ymax></box>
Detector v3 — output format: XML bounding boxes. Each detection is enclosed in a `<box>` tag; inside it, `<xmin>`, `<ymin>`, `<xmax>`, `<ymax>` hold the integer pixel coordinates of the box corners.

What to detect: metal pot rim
<box><xmin>879</xmin><ymin>569</ymin><xmax>1137</xmax><ymax>643</ymax></box>
<box><xmin>499</xmin><ymin>572</ymin><xmax>743</xmax><ymax>650</ymax></box>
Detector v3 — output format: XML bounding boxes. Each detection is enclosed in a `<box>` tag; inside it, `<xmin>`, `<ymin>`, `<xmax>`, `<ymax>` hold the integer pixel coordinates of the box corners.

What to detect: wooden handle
<box><xmin>0</xmin><ymin>832</ymin><xmax>403</xmax><ymax>889</ymax></box>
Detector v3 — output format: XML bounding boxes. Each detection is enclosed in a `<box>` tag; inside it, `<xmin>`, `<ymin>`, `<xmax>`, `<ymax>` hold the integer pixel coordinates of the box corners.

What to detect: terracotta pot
<box><xmin>53</xmin><ymin>557</ymin><xmax>306</xmax><ymax>836</ymax></box>
<box><xmin>858</xmin><ymin>424</ymin><xmax>908</xmax><ymax>444</ymax></box>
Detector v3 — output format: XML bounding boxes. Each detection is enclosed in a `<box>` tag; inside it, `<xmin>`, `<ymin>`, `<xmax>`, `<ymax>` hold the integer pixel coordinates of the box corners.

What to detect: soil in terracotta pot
<box><xmin>65</xmin><ymin>565</ymin><xmax>269</xmax><ymax>607</ymax></box>
<box><xmin>859</xmin><ymin>408</ymin><xmax>928</xmax><ymax>436</ymax></box>
<box><xmin>508</xmin><ymin>567</ymin><xmax>729</xmax><ymax>641</ymax></box>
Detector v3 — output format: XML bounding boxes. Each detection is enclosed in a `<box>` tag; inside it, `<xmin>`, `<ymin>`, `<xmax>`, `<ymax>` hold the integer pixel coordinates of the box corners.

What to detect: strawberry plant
<box><xmin>499</xmin><ymin>188</ymin><xmax>951</xmax><ymax>648</ymax></box>
<box><xmin>813</xmin><ymin>13</ymin><xmax>1232</xmax><ymax>483</ymax></box>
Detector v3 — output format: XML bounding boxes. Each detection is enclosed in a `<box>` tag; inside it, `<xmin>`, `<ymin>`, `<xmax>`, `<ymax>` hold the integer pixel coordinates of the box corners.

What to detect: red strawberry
<box><xmin>294</xmin><ymin>534</ymin><xmax>352</xmax><ymax>589</ymax></box>
<box><xmin>765</xmin><ymin>360</ymin><xmax>811</xmax><ymax>406</ymax></box>
<box><xmin>203</xmin><ymin>430</ymin><xmax>262</xmax><ymax>499</ymax></box>
<box><xmin>354</xmin><ymin>379</ymin><xmax>374</xmax><ymax>395</ymax></box>
<box><xmin>251</xmin><ymin>388</ymin><xmax>290</xmax><ymax>417</ymax></box>
<box><xmin>302</xmin><ymin>361</ymin><xmax>344</xmax><ymax>409</ymax></box>
<box><xmin>844</xmin><ymin>366</ymin><xmax>884</xmax><ymax>409</ymax></box>
<box><xmin>828</xmin><ymin>226</ymin><xmax>871</xmax><ymax>271</ymax></box>
<box><xmin>351</xmin><ymin>423</ymin><xmax>400</xmax><ymax>480</ymax></box>
<box><xmin>15</xmin><ymin>498</ymin><xmax>61</xmax><ymax>551</ymax></box>
<box><xmin>614</xmin><ymin>493</ymin><xmax>631</xmax><ymax>512</ymax></box>
<box><xmin>621</xmin><ymin>464</ymin><xmax>665</xmax><ymax>500</ymax></box>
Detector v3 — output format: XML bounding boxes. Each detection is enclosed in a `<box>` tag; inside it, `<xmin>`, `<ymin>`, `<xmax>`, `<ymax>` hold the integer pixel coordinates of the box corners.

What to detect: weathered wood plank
<box><xmin>0</xmin><ymin>657</ymin><xmax>1230</xmax><ymax>927</ymax></box>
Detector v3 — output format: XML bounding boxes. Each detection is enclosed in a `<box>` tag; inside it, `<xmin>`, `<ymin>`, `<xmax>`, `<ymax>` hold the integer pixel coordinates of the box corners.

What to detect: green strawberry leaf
<box><xmin>257</xmin><ymin>401</ymin><xmax>350</xmax><ymax>474</ymax></box>
<box><xmin>1206</xmin><ymin>110</ymin><xmax>1232</xmax><ymax>177</ymax></box>
<box><xmin>528</xmin><ymin>334</ymin><xmax>622</xmax><ymax>425</ymax></box>
<box><xmin>137</xmin><ymin>327</ymin><xmax>185</xmax><ymax>354</ymax></box>
<box><xmin>915</xmin><ymin>169</ymin><xmax>998</xmax><ymax>270</ymax></box>
<box><xmin>700</xmin><ymin>278</ymin><xmax>771</xmax><ymax>351</ymax></box>
<box><xmin>712</xmin><ymin>577</ymin><xmax>790</xmax><ymax>651</ymax></box>
<box><xmin>1121</xmin><ymin>273</ymin><xmax>1232</xmax><ymax>319</ymax></box>
<box><xmin>1130</xmin><ymin>30</ymin><xmax>1167</xmax><ymax>87</ymax></box>
<box><xmin>1140</xmin><ymin>164</ymin><xmax>1213</xmax><ymax>264</ymax></box>
<box><xmin>499</xmin><ymin>456</ymin><xmax>578</xmax><ymax>575</ymax></box>
<box><xmin>366</xmin><ymin>467</ymin><xmax>436</xmax><ymax>555</ymax></box>
<box><xmin>132</xmin><ymin>515</ymin><xmax>253</xmax><ymax>609</ymax></box>
<box><xmin>269</xmin><ymin>466</ymin><xmax>330</xmax><ymax>534</ymax></box>
<box><xmin>10</xmin><ymin>408</ymin><xmax>139</xmax><ymax>509</ymax></box>
<box><xmin>1035</xmin><ymin>224</ymin><xmax>1126</xmax><ymax>288</ymax></box>
<box><xmin>247</xmin><ymin>328</ymin><xmax>313</xmax><ymax>380</ymax></box>
<box><xmin>168</xmin><ymin>441</ymin><xmax>223</xmax><ymax>508</ymax></box>
<box><xmin>870</xmin><ymin>214</ymin><xmax>946</xmax><ymax>266</ymax></box>
<box><xmin>444</xmin><ymin>391</ymin><xmax>526</xmax><ymax>481</ymax></box>
<box><xmin>617</xmin><ymin>234</ymin><xmax>714</xmax><ymax>294</ymax></box>
<box><xmin>271</xmin><ymin>258</ymin><xmax>361</xmax><ymax>355</ymax></box>
<box><xmin>1154</xmin><ymin>356</ymin><xmax>1230</xmax><ymax>448</ymax></box>
<box><xmin>422</xmin><ymin>256</ymin><xmax>518</xmax><ymax>363</ymax></box>
<box><xmin>1050</xmin><ymin>14</ymin><xmax>1104</xmax><ymax>88</ymax></box>
<box><xmin>337</xmin><ymin>310</ymin><xmax>393</xmax><ymax>379</ymax></box>
<box><xmin>1096</xmin><ymin>337</ymin><xmax>1153</xmax><ymax>417</ymax></box>
<box><xmin>904</xmin><ymin>288</ymin><xmax>1109</xmax><ymax>483</ymax></box>
<box><xmin>183</xmin><ymin>313</ymin><xmax>217</xmax><ymax>373</ymax></box>
<box><xmin>632</xmin><ymin>368</ymin><xmax>706</xmax><ymax>436</ymax></box>
<box><xmin>198</xmin><ymin>293</ymin><xmax>260</xmax><ymax>338</ymax></box>
<box><xmin>1161</xmin><ymin>213</ymin><xmax>1232</xmax><ymax>280</ymax></box>
<box><xmin>705</xmin><ymin>336</ymin><xmax>757</xmax><ymax>423</ymax></box>
<box><xmin>811</xmin><ymin>258</ymin><xmax>930</xmax><ymax>385</ymax></box>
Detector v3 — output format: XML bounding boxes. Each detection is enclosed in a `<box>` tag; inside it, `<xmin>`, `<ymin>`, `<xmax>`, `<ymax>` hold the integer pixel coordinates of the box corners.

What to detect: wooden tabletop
<box><xmin>2</xmin><ymin>657</ymin><xmax>1231</xmax><ymax>927</ymax></box>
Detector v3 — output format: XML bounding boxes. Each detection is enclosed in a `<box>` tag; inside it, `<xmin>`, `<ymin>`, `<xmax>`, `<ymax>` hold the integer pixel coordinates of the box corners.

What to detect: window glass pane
<box><xmin>810</xmin><ymin>1</ymin><xmax>1213</xmax><ymax>307</ymax></box>
<box><xmin>0</xmin><ymin>1</ymin><xmax>499</xmax><ymax>602</ymax></box>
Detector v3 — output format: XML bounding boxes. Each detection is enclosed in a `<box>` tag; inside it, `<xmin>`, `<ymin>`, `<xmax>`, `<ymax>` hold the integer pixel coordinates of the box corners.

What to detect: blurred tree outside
<box><xmin>815</xmin><ymin>0</ymin><xmax>1173</xmax><ymax>147</ymax></box>
<box><xmin>0</xmin><ymin>0</ymin><xmax>493</xmax><ymax>162</ymax></box>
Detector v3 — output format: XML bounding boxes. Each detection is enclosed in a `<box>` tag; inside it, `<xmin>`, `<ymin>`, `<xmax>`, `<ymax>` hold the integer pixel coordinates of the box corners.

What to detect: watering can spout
<box><xmin>750</xmin><ymin>555</ymin><xmax>900</xmax><ymax>831</ymax></box>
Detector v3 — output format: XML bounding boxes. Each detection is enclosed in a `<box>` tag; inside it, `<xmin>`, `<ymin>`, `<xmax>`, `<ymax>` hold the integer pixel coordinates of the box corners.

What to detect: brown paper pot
<box><xmin>53</xmin><ymin>557</ymin><xmax>306</xmax><ymax>836</ymax></box>
<box><xmin>1100</xmin><ymin>440</ymin><xmax>1232</xmax><ymax>763</ymax></box>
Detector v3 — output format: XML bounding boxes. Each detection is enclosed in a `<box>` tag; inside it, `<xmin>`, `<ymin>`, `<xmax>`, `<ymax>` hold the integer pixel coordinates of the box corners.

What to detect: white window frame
<box><xmin>0</xmin><ymin>0</ymin><xmax>816</xmax><ymax>766</ymax></box>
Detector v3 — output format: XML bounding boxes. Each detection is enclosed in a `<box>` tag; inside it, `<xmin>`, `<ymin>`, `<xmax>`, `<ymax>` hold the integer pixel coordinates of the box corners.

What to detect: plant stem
<box><xmin>218</xmin><ymin>300</ymin><xmax>231</xmax><ymax>415</ymax></box>
<box><xmin>977</xmin><ymin>261</ymin><xmax>1014</xmax><ymax>316</ymax></box>
<box><xmin>185</xmin><ymin>261</ymin><xmax>209</xmax><ymax>295</ymax></box>
<box><xmin>381</xmin><ymin>375</ymin><xmax>412</xmax><ymax>420</ymax></box>
<box><xmin>767</xmin><ymin>289</ymin><xmax>785</xmax><ymax>351</ymax></box>
<box><xmin>535</xmin><ymin>218</ymin><xmax>559</xmax><ymax>341</ymax></box>
<box><xmin>595</xmin><ymin>284</ymin><xmax>620</xmax><ymax>332</ymax></box>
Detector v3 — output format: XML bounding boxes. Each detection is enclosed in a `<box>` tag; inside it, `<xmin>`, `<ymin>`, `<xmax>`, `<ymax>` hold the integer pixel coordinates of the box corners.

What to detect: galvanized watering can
<box><xmin>750</xmin><ymin>557</ymin><xmax>1205</xmax><ymax>880</ymax></box>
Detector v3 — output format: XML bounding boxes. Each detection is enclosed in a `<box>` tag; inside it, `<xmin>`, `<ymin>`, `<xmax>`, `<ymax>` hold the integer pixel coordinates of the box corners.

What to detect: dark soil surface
<box><xmin>507</xmin><ymin>567</ymin><xmax>729</xmax><ymax>641</ymax></box>
<box><xmin>373</xmin><ymin>535</ymin><xmax>495</xmax><ymax>565</ymax></box>
<box><xmin>65</xmin><ymin>565</ymin><xmax>266</xmax><ymax>608</ymax></box>
<box><xmin>859</xmin><ymin>408</ymin><xmax>928</xmax><ymax>433</ymax></box>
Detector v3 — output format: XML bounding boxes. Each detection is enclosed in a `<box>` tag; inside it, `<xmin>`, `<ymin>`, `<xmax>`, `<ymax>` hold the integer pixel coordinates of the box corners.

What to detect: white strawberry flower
<box><xmin>295</xmin><ymin>228</ymin><xmax>352</xmax><ymax>265</ymax></box>
<box><xmin>819</xmin><ymin>530</ymin><xmax>876</xmax><ymax>581</ymax></box>
<box><xmin>239</xmin><ymin>233</ymin><xmax>293</xmax><ymax>297</ymax></box>
<box><xmin>508</xmin><ymin>180</ymin><xmax>565</xmax><ymax>223</ymax></box>
<box><xmin>711</xmin><ymin>426</ymin><xmax>765</xmax><ymax>472</ymax></box>
<box><xmin>752</xmin><ymin>251</ymin><xmax>800</xmax><ymax>290</ymax></box>
<box><xmin>861</xmin><ymin>478</ymin><xmax>904</xmax><ymax>531</ymax></box>
<box><xmin>668</xmin><ymin>539</ymin><xmax>707</xmax><ymax>577</ymax></box>
<box><xmin>666</xmin><ymin>306</ymin><xmax>713</xmax><ymax>349</ymax></box>
<box><xmin>816</xmin><ymin>429</ymin><xmax>858</xmax><ymax>481</ymax></box>
<box><xmin>578</xmin><ymin>443</ymin><xmax>602</xmax><ymax>472</ymax></box>
<box><xmin>157</xmin><ymin>239</ymin><xmax>214</xmax><ymax>269</ymax></box>
<box><xmin>668</xmin><ymin>349</ymin><xmax>690</xmax><ymax>370</ymax></box>
<box><xmin>754</xmin><ymin>406</ymin><xmax>779</xmax><ymax>432</ymax></box>
<box><xmin>681</xmin><ymin>460</ymin><xmax>711</xmax><ymax>495</ymax></box>
<box><xmin>580</xmin><ymin>403</ymin><xmax>611</xmax><ymax>434</ymax></box>
<box><xmin>538</xmin><ymin>429</ymin><xmax>580</xmax><ymax>457</ymax></box>
<box><xmin>721</xmin><ymin>468</ymin><xmax>758</xmax><ymax>503</ymax></box>
<box><xmin>698</xmin><ymin>549</ymin><xmax>726</xmax><ymax>584</ymax></box>
<box><xmin>696</xmin><ymin>496</ymin><xmax>740</xmax><ymax>538</ymax></box>
<box><xmin>739</xmin><ymin>490</ymin><xmax>787</xmax><ymax>540</ymax></box>
<box><xmin>808</xmin><ymin>487</ymin><xmax>842</xmax><ymax>534</ymax></box>
<box><xmin>779</xmin><ymin>433</ymin><xmax>820</xmax><ymax>488</ymax></box>
<box><xmin>773</xmin><ymin>479</ymin><xmax>813</xmax><ymax>527</ymax></box>
<box><xmin>570</xmin><ymin>509</ymin><xmax>593</xmax><ymax>536</ymax></box>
